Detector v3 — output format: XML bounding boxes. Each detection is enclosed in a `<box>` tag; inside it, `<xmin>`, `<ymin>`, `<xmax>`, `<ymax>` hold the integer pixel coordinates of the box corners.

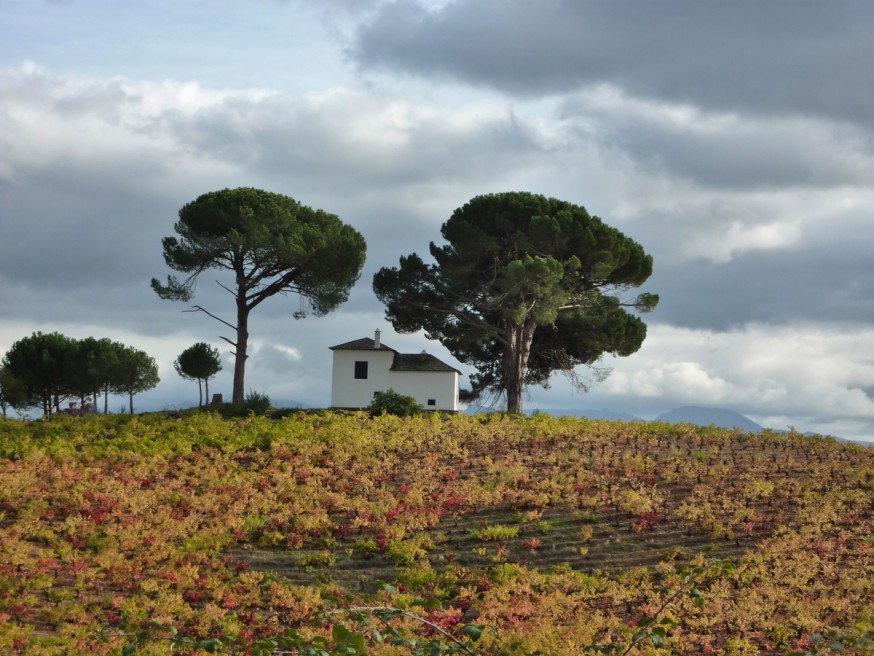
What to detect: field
<box><xmin>1</xmin><ymin>412</ymin><xmax>873</xmax><ymax>654</ymax></box>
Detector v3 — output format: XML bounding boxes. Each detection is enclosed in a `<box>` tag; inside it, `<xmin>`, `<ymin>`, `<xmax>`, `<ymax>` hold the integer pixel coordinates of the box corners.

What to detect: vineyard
<box><xmin>1</xmin><ymin>412</ymin><xmax>873</xmax><ymax>654</ymax></box>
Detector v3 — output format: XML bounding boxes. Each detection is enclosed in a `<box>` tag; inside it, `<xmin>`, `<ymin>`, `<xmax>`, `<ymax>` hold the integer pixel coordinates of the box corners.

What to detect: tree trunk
<box><xmin>129</xmin><ymin>391</ymin><xmax>134</xmax><ymax>415</ymax></box>
<box><xmin>197</xmin><ymin>378</ymin><xmax>203</xmax><ymax>407</ymax></box>
<box><xmin>232</xmin><ymin>302</ymin><xmax>249</xmax><ymax>405</ymax></box>
<box><xmin>504</xmin><ymin>321</ymin><xmax>535</xmax><ymax>414</ymax></box>
<box><xmin>204</xmin><ymin>377</ymin><xmax>210</xmax><ymax>406</ymax></box>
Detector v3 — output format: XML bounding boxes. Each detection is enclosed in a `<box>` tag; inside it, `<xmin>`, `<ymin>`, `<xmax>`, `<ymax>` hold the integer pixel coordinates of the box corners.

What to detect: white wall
<box><xmin>390</xmin><ymin>370</ymin><xmax>459</xmax><ymax>412</ymax></box>
<box><xmin>330</xmin><ymin>349</ymin><xmax>459</xmax><ymax>411</ymax></box>
<box><xmin>330</xmin><ymin>349</ymin><xmax>395</xmax><ymax>408</ymax></box>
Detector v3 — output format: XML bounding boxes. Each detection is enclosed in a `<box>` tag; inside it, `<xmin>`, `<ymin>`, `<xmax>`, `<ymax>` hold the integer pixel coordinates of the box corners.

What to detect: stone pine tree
<box><xmin>373</xmin><ymin>192</ymin><xmax>658</xmax><ymax>414</ymax></box>
<box><xmin>0</xmin><ymin>365</ymin><xmax>26</xmax><ymax>417</ymax></box>
<box><xmin>152</xmin><ymin>188</ymin><xmax>366</xmax><ymax>404</ymax></box>
<box><xmin>1</xmin><ymin>332</ymin><xmax>75</xmax><ymax>416</ymax></box>
<box><xmin>174</xmin><ymin>342</ymin><xmax>222</xmax><ymax>407</ymax></box>
<box><xmin>1</xmin><ymin>333</ymin><xmax>158</xmax><ymax>415</ymax></box>
<box><xmin>112</xmin><ymin>346</ymin><xmax>160</xmax><ymax>414</ymax></box>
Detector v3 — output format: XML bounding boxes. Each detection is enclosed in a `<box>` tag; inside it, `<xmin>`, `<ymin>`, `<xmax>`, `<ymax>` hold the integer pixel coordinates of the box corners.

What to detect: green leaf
<box><xmin>194</xmin><ymin>638</ymin><xmax>223</xmax><ymax>652</ymax></box>
<box><xmin>122</xmin><ymin>646</ymin><xmax>138</xmax><ymax>656</ymax></box>
<box><xmin>632</xmin><ymin>630</ymin><xmax>648</xmax><ymax>643</ymax></box>
<box><xmin>461</xmin><ymin>624</ymin><xmax>484</xmax><ymax>642</ymax></box>
<box><xmin>332</xmin><ymin>625</ymin><xmax>367</xmax><ymax>653</ymax></box>
<box><xmin>422</xmin><ymin>597</ymin><xmax>442</xmax><ymax>611</ymax></box>
<box><xmin>636</xmin><ymin>615</ymin><xmax>654</xmax><ymax>628</ymax></box>
<box><xmin>378</xmin><ymin>609</ymin><xmax>402</xmax><ymax>623</ymax></box>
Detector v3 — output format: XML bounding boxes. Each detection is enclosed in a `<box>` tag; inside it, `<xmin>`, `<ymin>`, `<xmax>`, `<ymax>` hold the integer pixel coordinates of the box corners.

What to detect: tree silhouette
<box><xmin>152</xmin><ymin>188</ymin><xmax>366</xmax><ymax>404</ymax></box>
<box><xmin>374</xmin><ymin>192</ymin><xmax>657</xmax><ymax>413</ymax></box>
<box><xmin>174</xmin><ymin>342</ymin><xmax>222</xmax><ymax>407</ymax></box>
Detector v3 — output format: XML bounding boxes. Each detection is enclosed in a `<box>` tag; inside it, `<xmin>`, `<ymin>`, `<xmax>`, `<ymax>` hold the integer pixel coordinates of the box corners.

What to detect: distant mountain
<box><xmin>464</xmin><ymin>403</ymin><xmax>868</xmax><ymax>444</ymax></box>
<box><xmin>514</xmin><ymin>407</ymin><xmax>644</xmax><ymax>422</ymax></box>
<box><xmin>656</xmin><ymin>406</ymin><xmax>764</xmax><ymax>433</ymax></box>
<box><xmin>571</xmin><ymin>408</ymin><xmax>645</xmax><ymax>422</ymax></box>
<box><xmin>268</xmin><ymin>398</ymin><xmax>308</xmax><ymax>410</ymax></box>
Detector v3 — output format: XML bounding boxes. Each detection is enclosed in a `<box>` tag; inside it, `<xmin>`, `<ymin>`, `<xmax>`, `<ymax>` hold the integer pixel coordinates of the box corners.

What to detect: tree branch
<box><xmin>215</xmin><ymin>279</ymin><xmax>237</xmax><ymax>298</ymax></box>
<box><xmin>218</xmin><ymin>335</ymin><xmax>237</xmax><ymax>349</ymax></box>
<box><xmin>338</xmin><ymin>606</ymin><xmax>476</xmax><ymax>655</ymax></box>
<box><xmin>184</xmin><ymin>305</ymin><xmax>237</xmax><ymax>334</ymax></box>
<box><xmin>246</xmin><ymin>268</ymin><xmax>300</xmax><ymax>311</ymax></box>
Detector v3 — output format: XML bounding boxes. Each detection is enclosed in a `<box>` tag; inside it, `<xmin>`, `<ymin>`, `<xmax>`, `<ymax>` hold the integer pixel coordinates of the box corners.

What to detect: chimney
<box><xmin>374</xmin><ymin>329</ymin><xmax>381</xmax><ymax>349</ymax></box>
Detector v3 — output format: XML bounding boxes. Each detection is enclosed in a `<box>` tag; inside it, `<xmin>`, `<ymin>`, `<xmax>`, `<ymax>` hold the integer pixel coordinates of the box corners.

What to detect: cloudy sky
<box><xmin>2</xmin><ymin>0</ymin><xmax>873</xmax><ymax>440</ymax></box>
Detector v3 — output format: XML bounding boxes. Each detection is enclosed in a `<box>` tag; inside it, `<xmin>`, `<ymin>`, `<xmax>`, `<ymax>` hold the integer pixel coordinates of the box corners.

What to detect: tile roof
<box><xmin>329</xmin><ymin>337</ymin><xmax>395</xmax><ymax>352</ymax></box>
<box><xmin>391</xmin><ymin>352</ymin><xmax>460</xmax><ymax>374</ymax></box>
<box><xmin>329</xmin><ymin>336</ymin><xmax>460</xmax><ymax>374</ymax></box>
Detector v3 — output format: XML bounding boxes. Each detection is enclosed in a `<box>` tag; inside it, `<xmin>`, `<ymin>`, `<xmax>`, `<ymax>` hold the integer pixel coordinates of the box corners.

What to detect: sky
<box><xmin>1</xmin><ymin>0</ymin><xmax>873</xmax><ymax>440</ymax></box>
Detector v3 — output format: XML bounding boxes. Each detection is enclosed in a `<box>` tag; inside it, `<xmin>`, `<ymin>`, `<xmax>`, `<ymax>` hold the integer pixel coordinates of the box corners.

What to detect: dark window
<box><xmin>354</xmin><ymin>361</ymin><xmax>368</xmax><ymax>379</ymax></box>
<box><xmin>427</xmin><ymin>399</ymin><xmax>436</xmax><ymax>406</ymax></box>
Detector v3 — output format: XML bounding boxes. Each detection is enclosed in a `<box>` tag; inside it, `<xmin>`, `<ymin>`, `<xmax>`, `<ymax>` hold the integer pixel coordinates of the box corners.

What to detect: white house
<box><xmin>330</xmin><ymin>330</ymin><xmax>460</xmax><ymax>411</ymax></box>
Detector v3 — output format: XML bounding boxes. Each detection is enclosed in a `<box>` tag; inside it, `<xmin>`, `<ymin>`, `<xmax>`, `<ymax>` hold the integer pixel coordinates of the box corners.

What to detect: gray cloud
<box><xmin>2</xmin><ymin>21</ymin><xmax>873</xmax><ymax>438</ymax></box>
<box><xmin>353</xmin><ymin>0</ymin><xmax>874</xmax><ymax>127</ymax></box>
<box><xmin>559</xmin><ymin>91</ymin><xmax>874</xmax><ymax>190</ymax></box>
<box><xmin>3</xmin><ymin>61</ymin><xmax>872</xmax><ymax>340</ymax></box>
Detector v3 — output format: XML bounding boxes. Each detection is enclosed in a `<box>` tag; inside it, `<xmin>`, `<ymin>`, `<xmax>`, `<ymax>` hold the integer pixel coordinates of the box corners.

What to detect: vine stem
<box><xmin>621</xmin><ymin>561</ymin><xmax>726</xmax><ymax>656</ymax></box>
<box><xmin>338</xmin><ymin>606</ymin><xmax>477</xmax><ymax>655</ymax></box>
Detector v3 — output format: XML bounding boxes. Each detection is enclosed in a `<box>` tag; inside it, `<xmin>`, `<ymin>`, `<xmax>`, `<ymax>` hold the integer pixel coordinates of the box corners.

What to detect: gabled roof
<box><xmin>329</xmin><ymin>337</ymin><xmax>396</xmax><ymax>352</ymax></box>
<box><xmin>391</xmin><ymin>352</ymin><xmax>461</xmax><ymax>374</ymax></box>
<box><xmin>330</xmin><ymin>336</ymin><xmax>461</xmax><ymax>374</ymax></box>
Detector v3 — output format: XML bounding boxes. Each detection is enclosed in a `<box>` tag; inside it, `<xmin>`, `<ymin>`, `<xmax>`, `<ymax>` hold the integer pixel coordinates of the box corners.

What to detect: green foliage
<box><xmin>469</xmin><ymin>524</ymin><xmax>519</xmax><ymax>541</ymax></box>
<box><xmin>1</xmin><ymin>331</ymin><xmax>74</xmax><ymax>415</ymax></box>
<box><xmin>111</xmin><ymin>602</ymin><xmax>484</xmax><ymax>656</ymax></box>
<box><xmin>0</xmin><ymin>365</ymin><xmax>26</xmax><ymax>417</ymax></box>
<box><xmin>243</xmin><ymin>390</ymin><xmax>272</xmax><ymax>416</ymax></box>
<box><xmin>152</xmin><ymin>187</ymin><xmax>366</xmax><ymax>404</ymax></box>
<box><xmin>373</xmin><ymin>191</ymin><xmax>657</xmax><ymax>413</ymax></box>
<box><xmin>1</xmin><ymin>332</ymin><xmax>158</xmax><ymax>415</ymax></box>
<box><xmin>112</xmin><ymin>345</ymin><xmax>160</xmax><ymax>414</ymax></box>
<box><xmin>368</xmin><ymin>389</ymin><xmax>423</xmax><ymax>417</ymax></box>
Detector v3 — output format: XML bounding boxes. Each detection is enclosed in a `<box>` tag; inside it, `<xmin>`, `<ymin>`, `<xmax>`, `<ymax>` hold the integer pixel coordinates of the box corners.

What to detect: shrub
<box><xmin>243</xmin><ymin>390</ymin><xmax>271</xmax><ymax>416</ymax></box>
<box><xmin>368</xmin><ymin>389</ymin><xmax>422</xmax><ymax>417</ymax></box>
<box><xmin>470</xmin><ymin>525</ymin><xmax>519</xmax><ymax>541</ymax></box>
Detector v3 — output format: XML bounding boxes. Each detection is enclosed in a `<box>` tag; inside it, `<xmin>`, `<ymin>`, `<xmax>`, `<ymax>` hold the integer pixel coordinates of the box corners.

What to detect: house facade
<box><xmin>330</xmin><ymin>330</ymin><xmax>460</xmax><ymax>411</ymax></box>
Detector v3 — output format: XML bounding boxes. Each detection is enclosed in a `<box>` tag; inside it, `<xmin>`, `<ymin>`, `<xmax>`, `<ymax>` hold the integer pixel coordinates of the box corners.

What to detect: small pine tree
<box><xmin>174</xmin><ymin>343</ymin><xmax>222</xmax><ymax>407</ymax></box>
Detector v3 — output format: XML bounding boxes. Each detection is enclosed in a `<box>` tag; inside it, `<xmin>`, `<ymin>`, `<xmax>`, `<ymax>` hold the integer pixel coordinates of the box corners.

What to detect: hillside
<box><xmin>0</xmin><ymin>413</ymin><xmax>872</xmax><ymax>654</ymax></box>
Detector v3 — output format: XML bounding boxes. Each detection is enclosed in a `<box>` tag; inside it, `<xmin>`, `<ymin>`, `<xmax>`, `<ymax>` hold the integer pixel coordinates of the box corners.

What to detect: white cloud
<box><xmin>564</xmin><ymin>322</ymin><xmax>874</xmax><ymax>440</ymax></box>
<box><xmin>610</xmin><ymin>361</ymin><xmax>732</xmax><ymax>400</ymax></box>
<box><xmin>2</xmin><ymin>0</ymin><xmax>874</xmax><ymax>444</ymax></box>
<box><xmin>681</xmin><ymin>219</ymin><xmax>803</xmax><ymax>264</ymax></box>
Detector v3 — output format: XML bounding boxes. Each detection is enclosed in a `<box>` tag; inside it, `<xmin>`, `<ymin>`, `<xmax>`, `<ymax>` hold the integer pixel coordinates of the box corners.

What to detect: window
<box><xmin>427</xmin><ymin>399</ymin><xmax>436</xmax><ymax>407</ymax></box>
<box><xmin>354</xmin><ymin>361</ymin><xmax>368</xmax><ymax>379</ymax></box>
